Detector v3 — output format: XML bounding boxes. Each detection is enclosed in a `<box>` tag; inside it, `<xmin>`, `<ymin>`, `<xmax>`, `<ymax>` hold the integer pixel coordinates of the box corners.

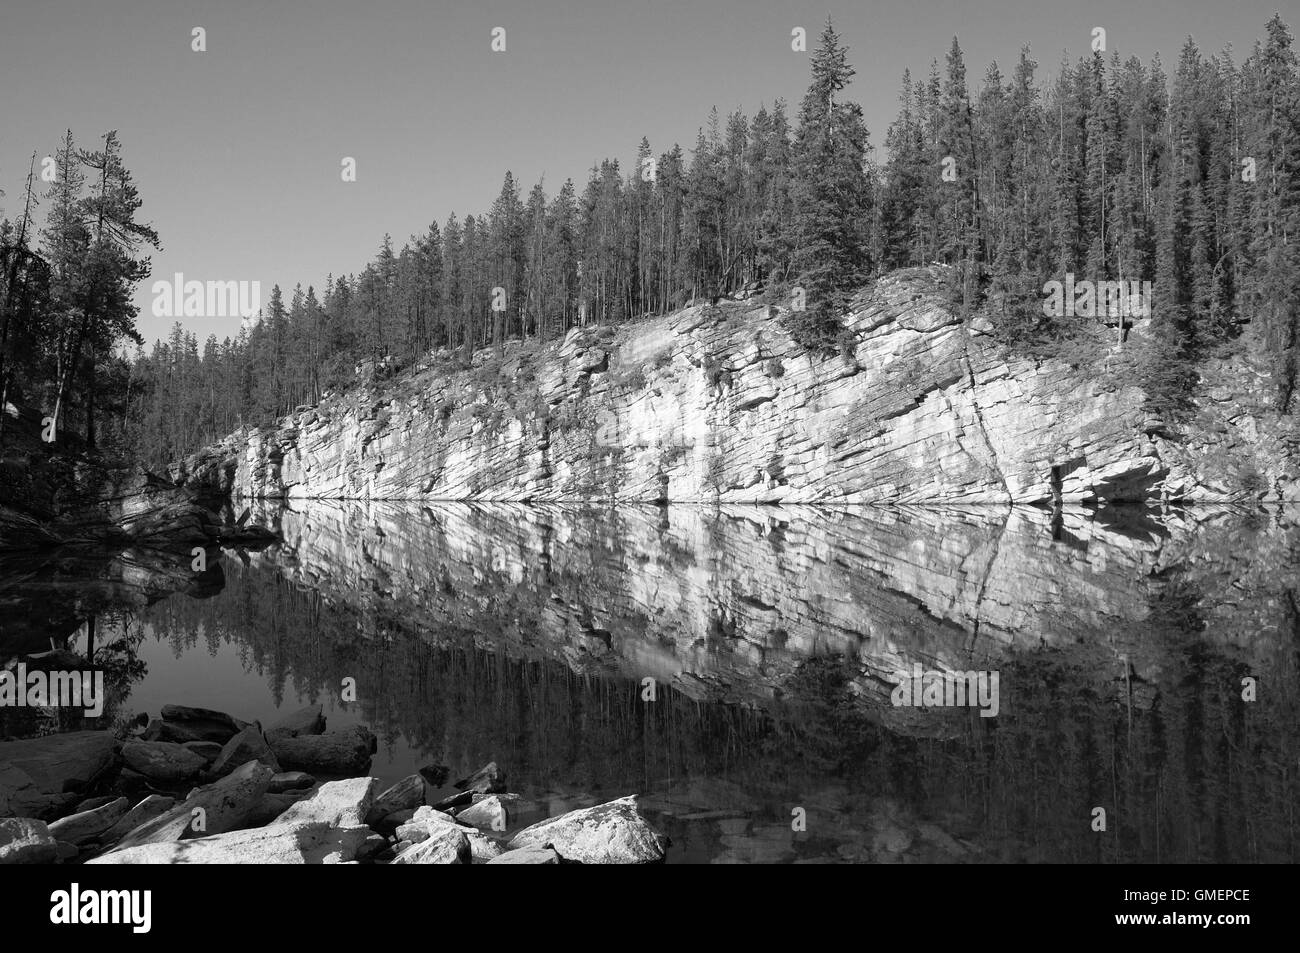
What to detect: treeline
<box><xmin>5</xmin><ymin>18</ymin><xmax>1298</xmax><ymax>470</ymax></box>
<box><xmin>0</xmin><ymin>131</ymin><xmax>158</xmax><ymax>453</ymax></box>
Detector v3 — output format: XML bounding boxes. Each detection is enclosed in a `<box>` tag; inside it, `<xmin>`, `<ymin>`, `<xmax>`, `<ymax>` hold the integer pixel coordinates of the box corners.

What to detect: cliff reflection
<box><xmin>133</xmin><ymin>502</ymin><xmax>1299</xmax><ymax>862</ymax></box>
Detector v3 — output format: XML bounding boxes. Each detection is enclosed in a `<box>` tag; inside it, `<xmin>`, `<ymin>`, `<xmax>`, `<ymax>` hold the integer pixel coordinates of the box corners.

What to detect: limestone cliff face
<box><xmin>181</xmin><ymin>267</ymin><xmax>1298</xmax><ymax>504</ymax></box>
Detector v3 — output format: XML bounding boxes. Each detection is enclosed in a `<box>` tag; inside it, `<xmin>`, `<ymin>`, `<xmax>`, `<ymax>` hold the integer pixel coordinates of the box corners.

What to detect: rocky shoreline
<box><xmin>0</xmin><ymin>703</ymin><xmax>668</xmax><ymax>865</ymax></box>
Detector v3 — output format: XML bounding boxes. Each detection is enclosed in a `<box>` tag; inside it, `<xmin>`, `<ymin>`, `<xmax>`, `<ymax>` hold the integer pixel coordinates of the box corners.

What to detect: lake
<box><xmin>4</xmin><ymin>501</ymin><xmax>1297</xmax><ymax>863</ymax></box>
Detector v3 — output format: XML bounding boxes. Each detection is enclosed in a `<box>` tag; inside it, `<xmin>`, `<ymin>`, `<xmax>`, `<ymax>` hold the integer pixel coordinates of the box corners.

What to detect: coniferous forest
<box><xmin>1</xmin><ymin>17</ymin><xmax>1298</xmax><ymax>471</ymax></box>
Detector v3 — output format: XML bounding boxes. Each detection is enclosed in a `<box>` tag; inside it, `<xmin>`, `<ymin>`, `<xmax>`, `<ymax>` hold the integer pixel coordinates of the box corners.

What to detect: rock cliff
<box><xmin>180</xmin><ymin>267</ymin><xmax>1299</xmax><ymax>504</ymax></box>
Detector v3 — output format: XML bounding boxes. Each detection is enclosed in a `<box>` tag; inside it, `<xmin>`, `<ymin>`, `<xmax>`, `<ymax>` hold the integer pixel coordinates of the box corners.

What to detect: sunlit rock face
<box><xmin>244</xmin><ymin>501</ymin><xmax>1297</xmax><ymax>735</ymax></box>
<box><xmin>182</xmin><ymin>268</ymin><xmax>1297</xmax><ymax>506</ymax></box>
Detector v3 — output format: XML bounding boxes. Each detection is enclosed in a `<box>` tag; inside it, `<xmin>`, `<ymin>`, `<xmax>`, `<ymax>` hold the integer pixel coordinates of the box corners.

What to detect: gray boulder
<box><xmin>269</xmin><ymin>725</ymin><xmax>374</xmax><ymax>775</ymax></box>
<box><xmin>391</xmin><ymin>825</ymin><xmax>470</xmax><ymax>864</ymax></box>
<box><xmin>47</xmin><ymin>797</ymin><xmax>129</xmax><ymax>844</ymax></box>
<box><xmin>0</xmin><ymin>818</ymin><xmax>59</xmax><ymax>864</ymax></box>
<box><xmin>88</xmin><ymin>821</ymin><xmax>371</xmax><ymax>864</ymax></box>
<box><xmin>210</xmin><ymin>726</ymin><xmax>281</xmax><ymax>776</ymax></box>
<box><xmin>506</xmin><ymin>796</ymin><xmax>667</xmax><ymax>864</ymax></box>
<box><xmin>120</xmin><ymin>741</ymin><xmax>208</xmax><ymax>784</ymax></box>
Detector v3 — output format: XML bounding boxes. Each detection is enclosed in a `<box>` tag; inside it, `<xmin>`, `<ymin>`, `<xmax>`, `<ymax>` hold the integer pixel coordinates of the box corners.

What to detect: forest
<box><xmin>1</xmin><ymin>17</ymin><xmax>1297</xmax><ymax>471</ymax></box>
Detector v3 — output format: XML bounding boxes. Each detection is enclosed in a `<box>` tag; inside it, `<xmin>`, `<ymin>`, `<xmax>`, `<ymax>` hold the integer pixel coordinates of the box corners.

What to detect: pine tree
<box><xmin>785</xmin><ymin>19</ymin><xmax>875</xmax><ymax>352</ymax></box>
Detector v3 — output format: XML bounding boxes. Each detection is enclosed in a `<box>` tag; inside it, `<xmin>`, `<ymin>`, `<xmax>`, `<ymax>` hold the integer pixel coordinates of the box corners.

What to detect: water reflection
<box><xmin>4</xmin><ymin>502</ymin><xmax>1297</xmax><ymax>862</ymax></box>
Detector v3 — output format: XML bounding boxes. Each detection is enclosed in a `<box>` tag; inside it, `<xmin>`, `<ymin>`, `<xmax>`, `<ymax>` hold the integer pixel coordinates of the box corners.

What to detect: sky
<box><xmin>0</xmin><ymin>0</ymin><xmax>1291</xmax><ymax>348</ymax></box>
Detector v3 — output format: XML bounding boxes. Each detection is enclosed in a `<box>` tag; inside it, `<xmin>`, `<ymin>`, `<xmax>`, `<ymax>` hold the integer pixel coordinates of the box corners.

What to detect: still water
<box><xmin>5</xmin><ymin>502</ymin><xmax>1297</xmax><ymax>863</ymax></box>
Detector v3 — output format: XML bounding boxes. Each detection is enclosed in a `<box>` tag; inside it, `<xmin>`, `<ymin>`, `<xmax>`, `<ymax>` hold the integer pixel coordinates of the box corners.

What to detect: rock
<box><xmin>210</xmin><ymin>726</ymin><xmax>281</xmax><ymax>776</ymax></box>
<box><xmin>466</xmin><ymin>830</ymin><xmax>506</xmax><ymax>862</ymax></box>
<box><xmin>268</xmin><ymin>772</ymin><xmax>316</xmax><ymax>794</ymax></box>
<box><xmin>0</xmin><ymin>818</ymin><xmax>58</xmax><ymax>864</ymax></box>
<box><xmin>264</xmin><ymin>704</ymin><xmax>326</xmax><ymax>743</ymax></box>
<box><xmin>432</xmin><ymin>789</ymin><xmax>474</xmax><ymax>811</ymax></box>
<box><xmin>143</xmin><ymin>718</ymin><xmax>223</xmax><ymax>745</ymax></box>
<box><xmin>365</xmin><ymin>774</ymin><xmax>424</xmax><ymax>825</ymax></box>
<box><xmin>418</xmin><ymin>763</ymin><xmax>450</xmax><ymax>786</ymax></box>
<box><xmin>242</xmin><ymin>791</ymin><xmax>312</xmax><ymax>828</ymax></box>
<box><xmin>159</xmin><ymin>705</ymin><xmax>247</xmax><ymax>732</ymax></box>
<box><xmin>120</xmin><ymin>741</ymin><xmax>208</xmax><ymax>784</ymax></box>
<box><xmin>487</xmin><ymin>846</ymin><xmax>560</xmax><ymax>865</ymax></box>
<box><xmin>394</xmin><ymin>806</ymin><xmax>459</xmax><ymax>844</ymax></box>
<box><xmin>47</xmin><ymin>797</ymin><xmax>129</xmax><ymax>844</ymax></box>
<box><xmin>100</xmin><ymin>795</ymin><xmax>176</xmax><ymax>844</ymax></box>
<box><xmin>454</xmin><ymin>761</ymin><xmax>506</xmax><ymax>795</ymax></box>
<box><xmin>73</xmin><ymin>795</ymin><xmax>119</xmax><ymax>813</ymax></box>
<box><xmin>54</xmin><ymin>840</ymin><xmax>80</xmax><ymax>861</ymax></box>
<box><xmin>275</xmin><ymin>778</ymin><xmax>377</xmax><ymax>829</ymax></box>
<box><xmin>182</xmin><ymin>741</ymin><xmax>223</xmax><ymax>764</ymax></box>
<box><xmin>506</xmin><ymin>796</ymin><xmax>668</xmax><ymax>864</ymax></box>
<box><xmin>108</xmin><ymin>761</ymin><xmax>274</xmax><ymax>852</ymax></box>
<box><xmin>88</xmin><ymin>821</ymin><xmax>372</xmax><ymax>864</ymax></box>
<box><xmin>155</xmin><ymin>706</ymin><xmax>247</xmax><ymax>743</ymax></box>
<box><xmin>455</xmin><ymin>794</ymin><xmax>513</xmax><ymax>833</ymax></box>
<box><xmin>0</xmin><ymin>731</ymin><xmax>118</xmax><ymax>818</ymax></box>
<box><xmin>356</xmin><ymin>832</ymin><xmax>389</xmax><ymax>861</ymax></box>
<box><xmin>390</xmin><ymin>825</ymin><xmax>470</xmax><ymax>864</ymax></box>
<box><xmin>268</xmin><ymin>725</ymin><xmax>374</xmax><ymax>775</ymax></box>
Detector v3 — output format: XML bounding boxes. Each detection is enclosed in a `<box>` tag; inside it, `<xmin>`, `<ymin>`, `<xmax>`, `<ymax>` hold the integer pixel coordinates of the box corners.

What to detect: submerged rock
<box><xmin>506</xmin><ymin>796</ymin><xmax>668</xmax><ymax>864</ymax></box>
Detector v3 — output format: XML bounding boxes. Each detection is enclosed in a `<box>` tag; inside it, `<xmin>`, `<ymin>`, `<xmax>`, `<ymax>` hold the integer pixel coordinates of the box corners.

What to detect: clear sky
<box><xmin>1</xmin><ymin>0</ymin><xmax>1290</xmax><ymax>348</ymax></box>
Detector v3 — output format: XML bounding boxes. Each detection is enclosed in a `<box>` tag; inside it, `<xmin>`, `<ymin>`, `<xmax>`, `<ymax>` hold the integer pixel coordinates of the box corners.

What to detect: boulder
<box><xmin>456</xmin><ymin>794</ymin><xmax>515</xmax><ymax>833</ymax></box>
<box><xmin>487</xmin><ymin>846</ymin><xmax>560</xmax><ymax>864</ymax></box>
<box><xmin>144</xmin><ymin>718</ymin><xmax>221</xmax><ymax>745</ymax></box>
<box><xmin>0</xmin><ymin>731</ymin><xmax>118</xmax><ymax>818</ymax></box>
<box><xmin>432</xmin><ymin>789</ymin><xmax>474</xmax><ymax>811</ymax></box>
<box><xmin>268</xmin><ymin>725</ymin><xmax>374</xmax><ymax>775</ymax></box>
<box><xmin>0</xmin><ymin>817</ymin><xmax>58</xmax><ymax>864</ymax></box>
<box><xmin>159</xmin><ymin>705</ymin><xmax>247</xmax><ymax>732</ymax></box>
<box><xmin>365</xmin><ymin>774</ymin><xmax>424</xmax><ymax>825</ymax></box>
<box><xmin>454</xmin><ymin>761</ymin><xmax>506</xmax><ymax>795</ymax></box>
<box><xmin>182</xmin><ymin>741</ymin><xmax>223</xmax><ymax>764</ymax></box>
<box><xmin>466</xmin><ymin>830</ymin><xmax>506</xmax><ymax>863</ymax></box>
<box><xmin>210</xmin><ymin>726</ymin><xmax>281</xmax><ymax>776</ymax></box>
<box><xmin>47</xmin><ymin>797</ymin><xmax>129</xmax><ymax>844</ymax></box>
<box><xmin>120</xmin><ymin>741</ymin><xmax>208</xmax><ymax>784</ymax></box>
<box><xmin>108</xmin><ymin>761</ymin><xmax>274</xmax><ymax>851</ymax></box>
<box><xmin>264</xmin><ymin>704</ymin><xmax>325</xmax><ymax>743</ymax></box>
<box><xmin>418</xmin><ymin>763</ymin><xmax>449</xmax><ymax>786</ymax></box>
<box><xmin>390</xmin><ymin>825</ymin><xmax>470</xmax><ymax>864</ymax></box>
<box><xmin>100</xmin><ymin>795</ymin><xmax>176</xmax><ymax>844</ymax></box>
<box><xmin>506</xmin><ymin>796</ymin><xmax>667</xmax><ymax>864</ymax></box>
<box><xmin>155</xmin><ymin>706</ymin><xmax>247</xmax><ymax>743</ymax></box>
<box><xmin>242</xmin><ymin>791</ymin><xmax>312</xmax><ymax>828</ymax></box>
<box><xmin>268</xmin><ymin>772</ymin><xmax>315</xmax><ymax>794</ymax></box>
<box><xmin>88</xmin><ymin>821</ymin><xmax>372</xmax><ymax>864</ymax></box>
<box><xmin>394</xmin><ymin>806</ymin><xmax>459</xmax><ymax>844</ymax></box>
<box><xmin>275</xmin><ymin>778</ymin><xmax>377</xmax><ymax>829</ymax></box>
